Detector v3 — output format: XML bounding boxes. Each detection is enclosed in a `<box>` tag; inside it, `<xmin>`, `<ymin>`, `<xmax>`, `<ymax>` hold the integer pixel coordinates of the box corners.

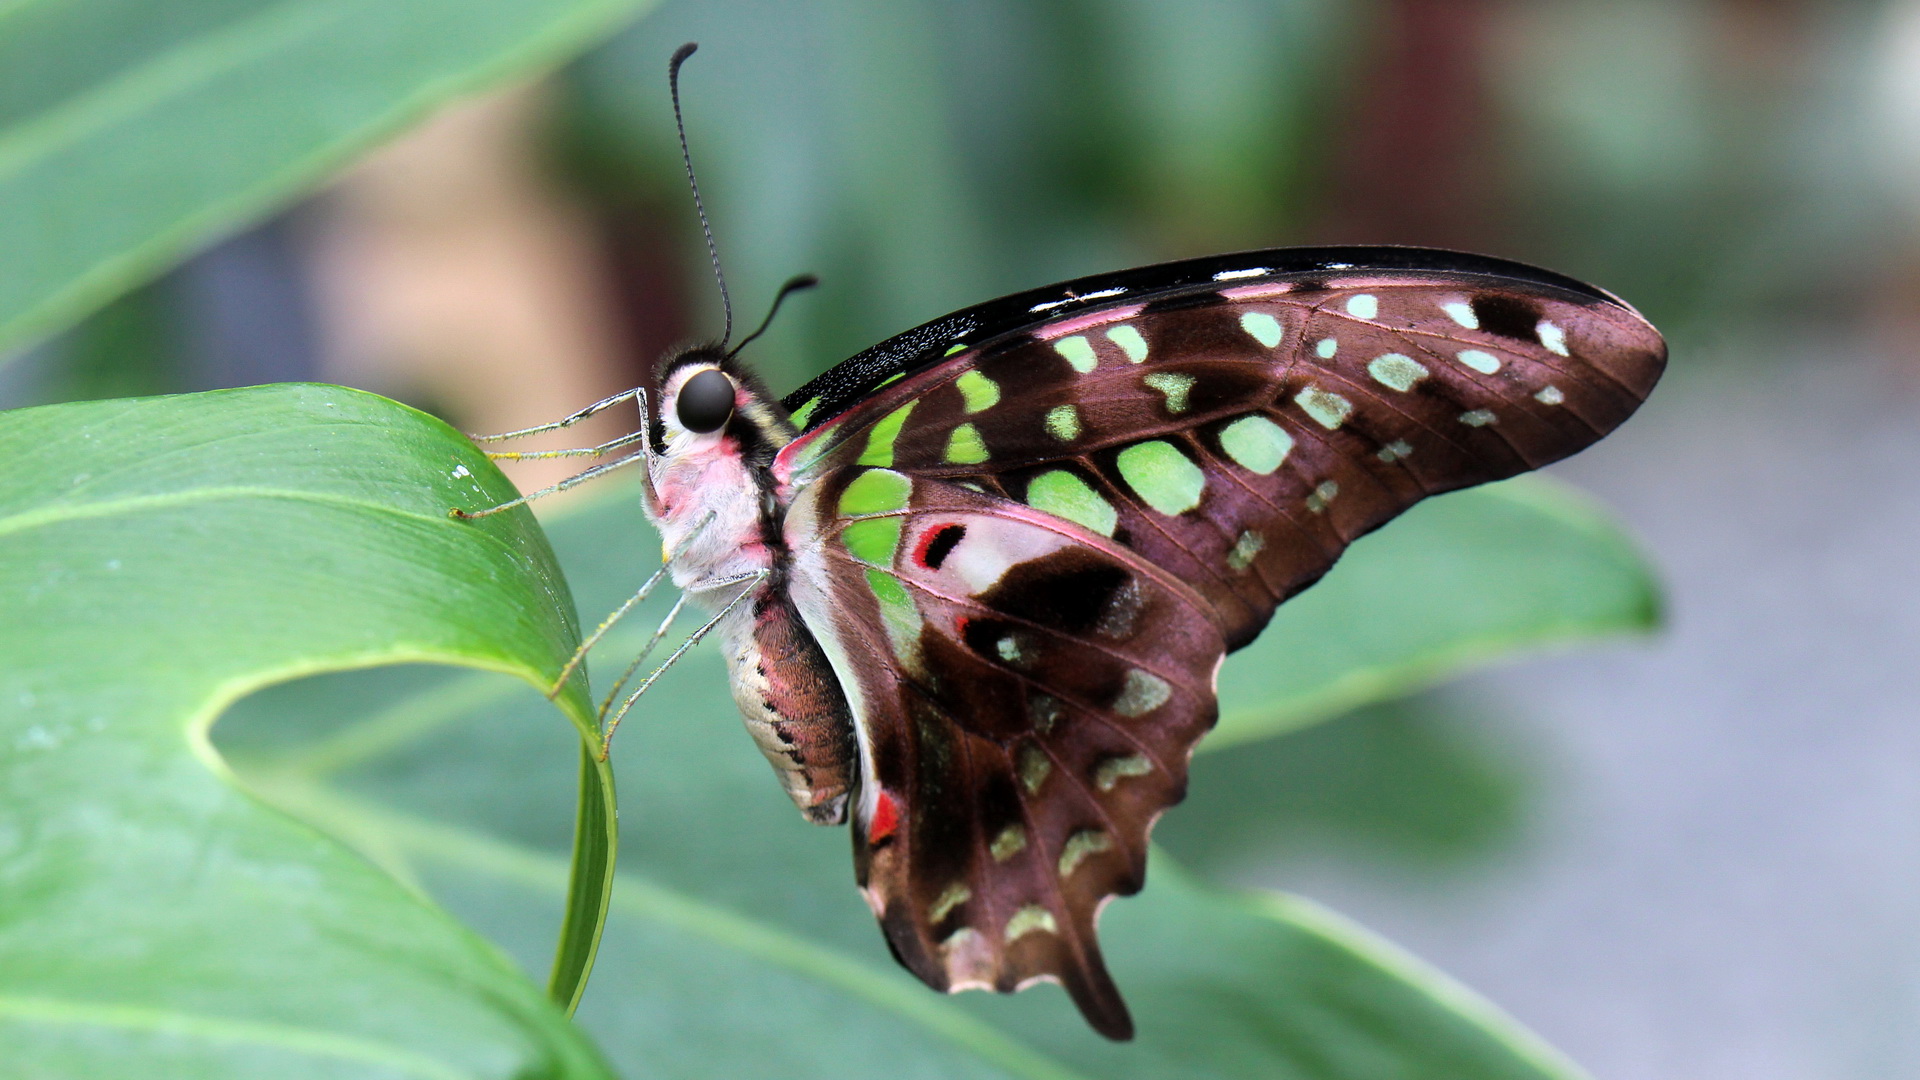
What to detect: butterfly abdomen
<box><xmin>717</xmin><ymin>584</ymin><xmax>857</xmax><ymax>825</ymax></box>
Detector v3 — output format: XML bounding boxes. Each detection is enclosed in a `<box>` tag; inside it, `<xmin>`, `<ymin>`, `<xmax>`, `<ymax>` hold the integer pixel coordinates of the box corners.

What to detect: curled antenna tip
<box><xmin>730</xmin><ymin>273</ymin><xmax>822</xmax><ymax>358</ymax></box>
<box><xmin>670</xmin><ymin>41</ymin><xmax>697</xmax><ymax>68</ymax></box>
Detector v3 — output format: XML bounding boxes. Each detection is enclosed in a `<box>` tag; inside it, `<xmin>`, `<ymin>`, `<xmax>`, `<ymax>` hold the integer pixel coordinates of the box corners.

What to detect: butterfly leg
<box><xmin>449</xmin><ymin>450</ymin><xmax>646</xmax><ymax>519</ymax></box>
<box><xmin>465</xmin><ymin>388</ymin><xmax>641</xmax><ymax>443</ymax></box>
<box><xmin>546</xmin><ymin>563</ymin><xmax>672</xmax><ymax>698</ymax></box>
<box><xmin>484</xmin><ymin>429</ymin><xmax>647</xmax><ymax>462</ymax></box>
<box><xmin>598</xmin><ymin>568</ymin><xmax>768</xmax><ymax>760</ymax></box>
<box><xmin>592</xmin><ymin>591</ymin><xmax>691</xmax><ymax>720</ymax></box>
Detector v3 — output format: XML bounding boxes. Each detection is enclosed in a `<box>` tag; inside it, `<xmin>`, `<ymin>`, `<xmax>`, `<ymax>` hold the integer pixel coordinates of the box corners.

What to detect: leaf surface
<box><xmin>0</xmin><ymin>385</ymin><xmax>614</xmax><ymax>1078</ymax></box>
<box><xmin>0</xmin><ymin>0</ymin><xmax>656</xmax><ymax>354</ymax></box>
<box><xmin>225</xmin><ymin>473</ymin><xmax>1651</xmax><ymax>1077</ymax></box>
<box><xmin>1213</xmin><ymin>476</ymin><xmax>1660</xmax><ymax>747</ymax></box>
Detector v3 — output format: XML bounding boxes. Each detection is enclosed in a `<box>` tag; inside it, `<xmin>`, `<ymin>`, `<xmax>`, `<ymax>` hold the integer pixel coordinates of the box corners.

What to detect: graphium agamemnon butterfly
<box><xmin>458</xmin><ymin>45</ymin><xmax>1665</xmax><ymax>1041</ymax></box>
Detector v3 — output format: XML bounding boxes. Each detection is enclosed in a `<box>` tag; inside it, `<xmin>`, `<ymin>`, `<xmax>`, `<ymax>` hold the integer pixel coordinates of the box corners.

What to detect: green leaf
<box><xmin>0</xmin><ymin>0</ymin><xmax>657</xmax><ymax>356</ymax></box>
<box><xmin>1212</xmin><ymin>475</ymin><xmax>1661</xmax><ymax>749</ymax></box>
<box><xmin>0</xmin><ymin>385</ymin><xmax>614</xmax><ymax>1078</ymax></box>
<box><xmin>220</xmin><ymin>479</ymin><xmax>1631</xmax><ymax>1078</ymax></box>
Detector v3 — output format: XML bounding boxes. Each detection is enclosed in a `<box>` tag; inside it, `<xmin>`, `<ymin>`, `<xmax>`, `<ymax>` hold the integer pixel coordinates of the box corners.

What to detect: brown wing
<box><xmin>770</xmin><ymin>260</ymin><xmax>1663</xmax><ymax>1039</ymax></box>
<box><xmin>784</xmin><ymin>475</ymin><xmax>1225</xmax><ymax>1039</ymax></box>
<box><xmin>779</xmin><ymin>271</ymin><xmax>1665</xmax><ymax>650</ymax></box>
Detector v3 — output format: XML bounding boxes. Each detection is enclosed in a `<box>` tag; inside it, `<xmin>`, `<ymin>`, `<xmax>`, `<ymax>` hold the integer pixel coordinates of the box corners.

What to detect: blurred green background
<box><xmin>7</xmin><ymin>1</ymin><xmax>1920</xmax><ymax>1077</ymax></box>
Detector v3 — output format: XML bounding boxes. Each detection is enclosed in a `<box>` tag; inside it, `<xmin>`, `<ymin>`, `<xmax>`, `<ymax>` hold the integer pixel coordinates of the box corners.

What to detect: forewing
<box><xmin>777</xmin><ymin>250</ymin><xmax>1665</xmax><ymax>649</ymax></box>
<box><xmin>784</xmin><ymin>473</ymin><xmax>1226</xmax><ymax>1039</ymax></box>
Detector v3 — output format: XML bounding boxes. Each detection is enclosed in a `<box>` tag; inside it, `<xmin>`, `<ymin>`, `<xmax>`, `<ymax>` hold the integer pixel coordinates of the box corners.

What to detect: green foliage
<box><xmin>0</xmin><ymin>383</ymin><xmax>1655</xmax><ymax>1075</ymax></box>
<box><xmin>0</xmin><ymin>0</ymin><xmax>659</xmax><ymax>357</ymax></box>
<box><xmin>1213</xmin><ymin>477</ymin><xmax>1659</xmax><ymax>747</ymax></box>
<box><xmin>0</xmin><ymin>385</ymin><xmax>614</xmax><ymax>1078</ymax></box>
<box><xmin>0</xmin><ymin>1</ymin><xmax>1673</xmax><ymax>1073</ymax></box>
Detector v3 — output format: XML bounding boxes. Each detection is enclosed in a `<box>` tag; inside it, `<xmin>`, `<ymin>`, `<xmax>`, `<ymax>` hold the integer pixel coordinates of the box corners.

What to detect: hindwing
<box><xmin>784</xmin><ymin>474</ymin><xmax>1223</xmax><ymax>1039</ymax></box>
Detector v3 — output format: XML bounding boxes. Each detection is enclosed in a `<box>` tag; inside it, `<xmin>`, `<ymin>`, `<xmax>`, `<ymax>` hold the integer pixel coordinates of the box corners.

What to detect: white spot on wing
<box><xmin>1457</xmin><ymin>349</ymin><xmax>1502</xmax><ymax>374</ymax></box>
<box><xmin>1213</xmin><ymin>267</ymin><xmax>1271</xmax><ymax>281</ymax></box>
<box><xmin>1442</xmin><ymin>301</ymin><xmax>1478</xmax><ymax>329</ymax></box>
<box><xmin>1537</xmin><ymin>319</ymin><xmax>1569</xmax><ymax>356</ymax></box>
<box><xmin>1080</xmin><ymin>286</ymin><xmax>1127</xmax><ymax>300</ymax></box>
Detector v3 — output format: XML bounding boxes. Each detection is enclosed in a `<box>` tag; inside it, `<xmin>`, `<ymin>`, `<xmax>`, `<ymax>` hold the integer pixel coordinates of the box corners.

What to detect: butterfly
<box><xmin>455</xmin><ymin>45</ymin><xmax>1665</xmax><ymax>1043</ymax></box>
<box><xmin>470</xmin><ymin>241</ymin><xmax>1665</xmax><ymax>1040</ymax></box>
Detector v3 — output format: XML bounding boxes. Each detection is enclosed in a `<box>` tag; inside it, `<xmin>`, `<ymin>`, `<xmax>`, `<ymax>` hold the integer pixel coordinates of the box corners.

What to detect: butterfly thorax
<box><xmin>646</xmin><ymin>352</ymin><xmax>857</xmax><ymax>825</ymax></box>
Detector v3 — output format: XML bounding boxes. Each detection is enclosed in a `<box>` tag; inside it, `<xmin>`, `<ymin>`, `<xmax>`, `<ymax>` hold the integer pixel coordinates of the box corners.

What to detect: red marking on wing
<box><xmin>910</xmin><ymin>522</ymin><xmax>961</xmax><ymax>569</ymax></box>
<box><xmin>868</xmin><ymin>788</ymin><xmax>899</xmax><ymax>844</ymax></box>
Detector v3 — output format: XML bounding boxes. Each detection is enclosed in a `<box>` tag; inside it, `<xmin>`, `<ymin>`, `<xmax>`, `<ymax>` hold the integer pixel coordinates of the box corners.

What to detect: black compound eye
<box><xmin>675</xmin><ymin>369</ymin><xmax>735</xmax><ymax>433</ymax></box>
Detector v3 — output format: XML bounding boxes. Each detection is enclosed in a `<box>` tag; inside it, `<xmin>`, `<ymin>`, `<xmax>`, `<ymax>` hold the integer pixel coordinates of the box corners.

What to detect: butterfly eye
<box><xmin>675</xmin><ymin>369</ymin><xmax>735</xmax><ymax>433</ymax></box>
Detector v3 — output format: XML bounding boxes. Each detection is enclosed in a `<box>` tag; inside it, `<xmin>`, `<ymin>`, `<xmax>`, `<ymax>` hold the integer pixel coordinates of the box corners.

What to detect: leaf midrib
<box><xmin>0</xmin><ymin>993</ymin><xmax>479</xmax><ymax>1080</ymax></box>
<box><xmin>0</xmin><ymin>484</ymin><xmax>475</xmax><ymax>541</ymax></box>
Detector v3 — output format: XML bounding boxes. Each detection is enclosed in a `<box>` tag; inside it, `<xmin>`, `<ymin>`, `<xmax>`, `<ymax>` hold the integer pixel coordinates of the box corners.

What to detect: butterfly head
<box><xmin>652</xmin><ymin>347</ymin><xmax>794</xmax><ymax>460</ymax></box>
<box><xmin>644</xmin><ymin>346</ymin><xmax>798</xmax><ymax>589</ymax></box>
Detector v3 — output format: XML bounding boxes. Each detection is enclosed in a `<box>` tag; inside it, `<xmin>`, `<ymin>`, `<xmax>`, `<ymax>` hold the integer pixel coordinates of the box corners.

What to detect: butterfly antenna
<box><xmin>729</xmin><ymin>274</ymin><xmax>818</xmax><ymax>358</ymax></box>
<box><xmin>669</xmin><ymin>42</ymin><xmax>733</xmax><ymax>347</ymax></box>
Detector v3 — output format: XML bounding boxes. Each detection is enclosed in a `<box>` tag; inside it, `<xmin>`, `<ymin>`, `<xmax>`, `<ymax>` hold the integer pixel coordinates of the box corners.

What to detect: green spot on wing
<box><xmin>1239</xmin><ymin>311</ymin><xmax>1284</xmax><ymax>348</ymax></box>
<box><xmin>1053</xmin><ymin>335</ymin><xmax>1098</xmax><ymax>373</ymax></box>
<box><xmin>1220</xmin><ymin>416</ymin><xmax>1293</xmax><ymax>475</ymax></box>
<box><xmin>787</xmin><ymin>397</ymin><xmax>820</xmax><ymax>428</ymax></box>
<box><xmin>1143</xmin><ymin>372</ymin><xmax>1195</xmax><ymax>413</ymax></box>
<box><xmin>864</xmin><ymin>567</ymin><xmax>922</xmax><ymax>661</ymax></box>
<box><xmin>838</xmin><ymin>469</ymin><xmax>912</xmax><ymax>517</ymax></box>
<box><xmin>1457</xmin><ymin>349</ymin><xmax>1502</xmax><ymax>374</ymax></box>
<box><xmin>1045</xmin><ymin>404</ymin><xmax>1081</xmax><ymax>441</ymax></box>
<box><xmin>1058</xmin><ymin>830</ymin><xmax>1113</xmax><ymax>876</ymax></box>
<box><xmin>857</xmin><ymin>403</ymin><xmax>916</xmax><ymax>467</ymax></box>
<box><xmin>1295</xmin><ymin>386</ymin><xmax>1353</xmax><ymax>430</ymax></box>
<box><xmin>788</xmin><ymin>422</ymin><xmax>842</xmax><ymax>474</ymax></box>
<box><xmin>1095</xmin><ymin>753</ymin><xmax>1154</xmax><ymax>790</ymax></box>
<box><xmin>1117</xmin><ymin>441</ymin><xmax>1206</xmax><ymax>516</ymax></box>
<box><xmin>1005</xmin><ymin>904</ymin><xmax>1056</xmax><ymax>941</ymax></box>
<box><xmin>842</xmin><ymin>518</ymin><xmax>903</xmax><ymax>566</ymax></box>
<box><xmin>1026</xmin><ymin>470</ymin><xmax>1116</xmax><ymax>536</ymax></box>
<box><xmin>944</xmin><ymin>423</ymin><xmax>988</xmax><ymax>465</ymax></box>
<box><xmin>1113</xmin><ymin>670</ymin><xmax>1172</xmax><ymax>717</ymax></box>
<box><xmin>955</xmin><ymin>371</ymin><xmax>999</xmax><ymax>413</ymax></box>
<box><xmin>1366</xmin><ymin>353</ymin><xmax>1429</xmax><ymax>392</ymax></box>
<box><xmin>1106</xmin><ymin>324</ymin><xmax>1149</xmax><ymax>363</ymax></box>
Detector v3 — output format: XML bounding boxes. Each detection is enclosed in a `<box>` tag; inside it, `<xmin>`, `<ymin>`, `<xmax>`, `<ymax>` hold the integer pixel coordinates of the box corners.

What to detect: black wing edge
<box><xmin>780</xmin><ymin>245</ymin><xmax>1637</xmax><ymax>431</ymax></box>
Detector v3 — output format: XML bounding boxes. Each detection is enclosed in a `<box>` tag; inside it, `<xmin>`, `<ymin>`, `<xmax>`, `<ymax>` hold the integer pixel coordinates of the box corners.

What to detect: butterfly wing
<box><xmin>783</xmin><ymin>475</ymin><xmax>1223</xmax><ymax>1039</ymax></box>
<box><xmin>773</xmin><ymin>247</ymin><xmax>1665</xmax><ymax>1037</ymax></box>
